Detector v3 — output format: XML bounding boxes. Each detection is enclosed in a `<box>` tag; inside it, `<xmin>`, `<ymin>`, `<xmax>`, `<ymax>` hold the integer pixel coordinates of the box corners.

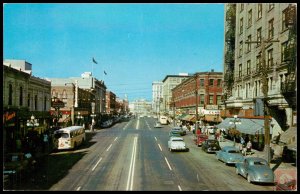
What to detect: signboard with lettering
<box><xmin>51</xmin><ymin>100</ymin><xmax>65</xmax><ymax>108</ymax></box>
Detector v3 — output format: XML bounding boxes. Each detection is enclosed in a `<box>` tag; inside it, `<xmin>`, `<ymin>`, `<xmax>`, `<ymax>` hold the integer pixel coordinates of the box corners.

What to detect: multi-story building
<box><xmin>105</xmin><ymin>90</ymin><xmax>116</xmax><ymax>114</ymax></box>
<box><xmin>3</xmin><ymin>60</ymin><xmax>51</xmax><ymax>153</ymax></box>
<box><xmin>162</xmin><ymin>73</ymin><xmax>191</xmax><ymax>116</ymax></box>
<box><xmin>222</xmin><ymin>3</ymin><xmax>297</xmax><ymax>151</ymax></box>
<box><xmin>172</xmin><ymin>70</ymin><xmax>223</xmax><ymax>126</ymax></box>
<box><xmin>49</xmin><ymin>72</ymin><xmax>107</xmax><ymax>127</ymax></box>
<box><xmin>129</xmin><ymin>99</ymin><xmax>152</xmax><ymax>116</ymax></box>
<box><xmin>152</xmin><ymin>81</ymin><xmax>163</xmax><ymax>115</ymax></box>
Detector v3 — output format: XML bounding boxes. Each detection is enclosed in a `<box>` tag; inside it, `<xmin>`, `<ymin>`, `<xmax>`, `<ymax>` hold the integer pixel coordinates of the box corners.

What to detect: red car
<box><xmin>195</xmin><ymin>134</ymin><xmax>208</xmax><ymax>147</ymax></box>
<box><xmin>275</xmin><ymin>180</ymin><xmax>297</xmax><ymax>191</ymax></box>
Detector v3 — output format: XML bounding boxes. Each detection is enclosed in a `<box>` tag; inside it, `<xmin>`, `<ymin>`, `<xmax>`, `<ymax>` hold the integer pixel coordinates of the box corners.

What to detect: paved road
<box><xmin>50</xmin><ymin>117</ymin><xmax>275</xmax><ymax>191</ymax></box>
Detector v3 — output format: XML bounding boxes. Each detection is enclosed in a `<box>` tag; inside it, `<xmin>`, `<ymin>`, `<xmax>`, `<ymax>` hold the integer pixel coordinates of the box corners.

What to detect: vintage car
<box><xmin>169</xmin><ymin>127</ymin><xmax>185</xmax><ymax>137</ymax></box>
<box><xmin>195</xmin><ymin>134</ymin><xmax>208</xmax><ymax>147</ymax></box>
<box><xmin>168</xmin><ymin>136</ymin><xmax>189</xmax><ymax>152</ymax></box>
<box><xmin>275</xmin><ymin>180</ymin><xmax>297</xmax><ymax>191</ymax></box>
<box><xmin>202</xmin><ymin>139</ymin><xmax>221</xmax><ymax>153</ymax></box>
<box><xmin>235</xmin><ymin>157</ymin><xmax>275</xmax><ymax>184</ymax></box>
<box><xmin>216</xmin><ymin>146</ymin><xmax>244</xmax><ymax>165</ymax></box>
<box><xmin>154</xmin><ymin>122</ymin><xmax>162</xmax><ymax>128</ymax></box>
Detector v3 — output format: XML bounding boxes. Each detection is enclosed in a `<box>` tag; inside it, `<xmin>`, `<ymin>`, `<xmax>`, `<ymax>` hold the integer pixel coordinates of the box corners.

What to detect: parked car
<box><xmin>235</xmin><ymin>157</ymin><xmax>275</xmax><ymax>184</ymax></box>
<box><xmin>168</xmin><ymin>136</ymin><xmax>189</xmax><ymax>152</ymax></box>
<box><xmin>202</xmin><ymin>139</ymin><xmax>221</xmax><ymax>153</ymax></box>
<box><xmin>275</xmin><ymin>180</ymin><xmax>297</xmax><ymax>191</ymax></box>
<box><xmin>195</xmin><ymin>134</ymin><xmax>208</xmax><ymax>147</ymax></box>
<box><xmin>154</xmin><ymin>122</ymin><xmax>162</xmax><ymax>128</ymax></box>
<box><xmin>216</xmin><ymin>146</ymin><xmax>244</xmax><ymax>165</ymax></box>
<box><xmin>169</xmin><ymin>130</ymin><xmax>182</xmax><ymax>138</ymax></box>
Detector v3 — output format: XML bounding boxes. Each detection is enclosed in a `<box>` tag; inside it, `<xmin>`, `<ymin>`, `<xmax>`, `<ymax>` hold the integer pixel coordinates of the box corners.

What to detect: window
<box><xmin>19</xmin><ymin>87</ymin><xmax>23</xmax><ymax>106</ymax></box>
<box><xmin>35</xmin><ymin>95</ymin><xmax>38</xmax><ymax>111</ymax></box>
<box><xmin>257</xmin><ymin>28</ymin><xmax>262</xmax><ymax>46</ymax></box>
<box><xmin>209</xmin><ymin>95</ymin><xmax>213</xmax><ymax>104</ymax></box>
<box><xmin>217</xmin><ymin>95</ymin><xmax>222</xmax><ymax>105</ymax></box>
<box><xmin>282</xmin><ymin>8</ymin><xmax>288</xmax><ymax>31</ymax></box>
<box><xmin>209</xmin><ymin>79</ymin><xmax>214</xmax><ymax>86</ymax></box>
<box><xmin>200</xmin><ymin>94</ymin><xmax>204</xmax><ymax>104</ymax></box>
<box><xmin>240</xmin><ymin>3</ymin><xmax>244</xmax><ymax>12</ymax></box>
<box><xmin>247</xmin><ymin>60</ymin><xmax>251</xmax><ymax>75</ymax></box>
<box><xmin>258</xmin><ymin>4</ymin><xmax>262</xmax><ymax>19</ymax></box>
<box><xmin>28</xmin><ymin>94</ymin><xmax>30</xmax><ymax>107</ymax></box>
<box><xmin>239</xmin><ymin>41</ymin><xmax>243</xmax><ymax>57</ymax></box>
<box><xmin>256</xmin><ymin>54</ymin><xmax>261</xmax><ymax>71</ymax></box>
<box><xmin>280</xmin><ymin>74</ymin><xmax>283</xmax><ymax>90</ymax></box>
<box><xmin>247</xmin><ymin>35</ymin><xmax>251</xmax><ymax>52</ymax></box>
<box><xmin>240</xmin><ymin>17</ymin><xmax>243</xmax><ymax>34</ymax></box>
<box><xmin>268</xmin><ymin>18</ymin><xmax>274</xmax><ymax>39</ymax></box>
<box><xmin>8</xmin><ymin>84</ymin><xmax>13</xmax><ymax>105</ymax></box>
<box><xmin>217</xmin><ymin>79</ymin><xmax>221</xmax><ymax>87</ymax></box>
<box><xmin>281</xmin><ymin>42</ymin><xmax>288</xmax><ymax>62</ymax></box>
<box><xmin>269</xmin><ymin>77</ymin><xmax>273</xmax><ymax>90</ymax></box>
<box><xmin>269</xmin><ymin>3</ymin><xmax>274</xmax><ymax>10</ymax></box>
<box><xmin>200</xmin><ymin>79</ymin><xmax>204</xmax><ymax>87</ymax></box>
<box><xmin>248</xmin><ymin>9</ymin><xmax>252</xmax><ymax>27</ymax></box>
<box><xmin>44</xmin><ymin>96</ymin><xmax>47</xmax><ymax>111</ymax></box>
<box><xmin>267</xmin><ymin>49</ymin><xmax>273</xmax><ymax>68</ymax></box>
<box><xmin>239</xmin><ymin>64</ymin><xmax>242</xmax><ymax>78</ymax></box>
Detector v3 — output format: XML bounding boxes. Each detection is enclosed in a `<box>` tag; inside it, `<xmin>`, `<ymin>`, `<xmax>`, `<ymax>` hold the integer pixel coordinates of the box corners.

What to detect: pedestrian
<box><xmin>246</xmin><ymin>140</ymin><xmax>252</xmax><ymax>152</ymax></box>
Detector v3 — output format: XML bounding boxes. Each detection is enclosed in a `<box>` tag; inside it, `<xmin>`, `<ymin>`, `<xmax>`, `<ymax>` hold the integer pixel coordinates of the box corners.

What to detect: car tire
<box><xmin>247</xmin><ymin>174</ymin><xmax>251</xmax><ymax>183</ymax></box>
<box><xmin>235</xmin><ymin>168</ymin><xmax>239</xmax><ymax>175</ymax></box>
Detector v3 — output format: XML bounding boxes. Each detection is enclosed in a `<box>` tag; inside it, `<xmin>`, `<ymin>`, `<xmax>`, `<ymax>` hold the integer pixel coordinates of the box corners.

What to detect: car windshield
<box><xmin>228</xmin><ymin>150</ymin><xmax>239</xmax><ymax>153</ymax></box>
<box><xmin>172</xmin><ymin>139</ymin><xmax>183</xmax><ymax>142</ymax></box>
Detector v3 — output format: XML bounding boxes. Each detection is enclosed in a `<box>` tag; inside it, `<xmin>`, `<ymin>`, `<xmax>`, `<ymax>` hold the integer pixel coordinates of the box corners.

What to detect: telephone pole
<box><xmin>245</xmin><ymin>37</ymin><xmax>279</xmax><ymax>164</ymax></box>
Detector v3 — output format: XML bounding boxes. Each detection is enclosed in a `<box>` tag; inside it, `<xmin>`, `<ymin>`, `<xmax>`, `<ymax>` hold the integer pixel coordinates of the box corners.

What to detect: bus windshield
<box><xmin>60</xmin><ymin>133</ymin><xmax>69</xmax><ymax>138</ymax></box>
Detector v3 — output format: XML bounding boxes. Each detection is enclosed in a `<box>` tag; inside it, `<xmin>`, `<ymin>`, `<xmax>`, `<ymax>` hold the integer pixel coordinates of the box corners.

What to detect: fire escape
<box><xmin>281</xmin><ymin>4</ymin><xmax>297</xmax><ymax>109</ymax></box>
<box><xmin>223</xmin><ymin>4</ymin><xmax>236</xmax><ymax>101</ymax></box>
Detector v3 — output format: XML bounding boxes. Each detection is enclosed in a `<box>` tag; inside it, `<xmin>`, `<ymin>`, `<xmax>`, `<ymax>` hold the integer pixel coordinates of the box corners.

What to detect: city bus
<box><xmin>159</xmin><ymin>116</ymin><xmax>168</xmax><ymax>125</ymax></box>
<box><xmin>53</xmin><ymin>126</ymin><xmax>86</xmax><ymax>150</ymax></box>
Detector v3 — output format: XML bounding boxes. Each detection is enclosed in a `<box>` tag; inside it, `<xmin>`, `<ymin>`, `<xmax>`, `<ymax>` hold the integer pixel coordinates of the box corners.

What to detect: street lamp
<box><xmin>76</xmin><ymin>112</ymin><xmax>83</xmax><ymax>126</ymax></box>
<box><xmin>229</xmin><ymin>115</ymin><xmax>241</xmax><ymax>146</ymax></box>
<box><xmin>27</xmin><ymin>114</ymin><xmax>39</xmax><ymax>130</ymax></box>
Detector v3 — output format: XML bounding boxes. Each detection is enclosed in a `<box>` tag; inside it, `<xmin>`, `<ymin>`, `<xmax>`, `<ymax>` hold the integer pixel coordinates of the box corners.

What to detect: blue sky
<box><xmin>4</xmin><ymin>3</ymin><xmax>225</xmax><ymax>102</ymax></box>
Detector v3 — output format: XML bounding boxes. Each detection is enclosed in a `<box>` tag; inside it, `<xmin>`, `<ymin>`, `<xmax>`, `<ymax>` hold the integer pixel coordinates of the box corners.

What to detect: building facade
<box><xmin>3</xmin><ymin>60</ymin><xmax>52</xmax><ymax>154</ymax></box>
<box><xmin>152</xmin><ymin>81</ymin><xmax>163</xmax><ymax>116</ymax></box>
<box><xmin>162</xmin><ymin>73</ymin><xmax>191</xmax><ymax>116</ymax></box>
<box><xmin>222</xmin><ymin>3</ymin><xmax>297</xmax><ymax>150</ymax></box>
<box><xmin>172</xmin><ymin>70</ymin><xmax>223</xmax><ymax>126</ymax></box>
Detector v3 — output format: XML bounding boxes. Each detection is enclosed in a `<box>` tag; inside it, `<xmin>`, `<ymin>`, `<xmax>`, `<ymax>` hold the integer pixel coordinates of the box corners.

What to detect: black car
<box><xmin>202</xmin><ymin>139</ymin><xmax>221</xmax><ymax>153</ymax></box>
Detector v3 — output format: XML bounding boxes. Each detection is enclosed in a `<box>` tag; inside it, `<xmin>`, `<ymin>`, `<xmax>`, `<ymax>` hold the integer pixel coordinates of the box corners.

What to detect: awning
<box><xmin>182</xmin><ymin>114</ymin><xmax>193</xmax><ymax>121</ymax></box>
<box><xmin>204</xmin><ymin>115</ymin><xmax>222</xmax><ymax>122</ymax></box>
<box><xmin>216</xmin><ymin>118</ymin><xmax>272</xmax><ymax>135</ymax></box>
<box><xmin>177</xmin><ymin>113</ymin><xmax>188</xmax><ymax>120</ymax></box>
<box><xmin>279</xmin><ymin>127</ymin><xmax>296</xmax><ymax>145</ymax></box>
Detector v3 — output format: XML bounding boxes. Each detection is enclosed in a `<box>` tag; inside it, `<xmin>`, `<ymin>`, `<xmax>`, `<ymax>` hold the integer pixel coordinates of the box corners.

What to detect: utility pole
<box><xmin>245</xmin><ymin>37</ymin><xmax>279</xmax><ymax>165</ymax></box>
<box><xmin>194</xmin><ymin>73</ymin><xmax>199</xmax><ymax>134</ymax></box>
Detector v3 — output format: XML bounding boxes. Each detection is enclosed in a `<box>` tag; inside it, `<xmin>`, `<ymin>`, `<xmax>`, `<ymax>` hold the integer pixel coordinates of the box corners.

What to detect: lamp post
<box><xmin>27</xmin><ymin>114</ymin><xmax>39</xmax><ymax>130</ymax></box>
<box><xmin>76</xmin><ymin>112</ymin><xmax>83</xmax><ymax>126</ymax></box>
<box><xmin>229</xmin><ymin>115</ymin><xmax>241</xmax><ymax>146</ymax></box>
<box><xmin>194</xmin><ymin>74</ymin><xmax>199</xmax><ymax>135</ymax></box>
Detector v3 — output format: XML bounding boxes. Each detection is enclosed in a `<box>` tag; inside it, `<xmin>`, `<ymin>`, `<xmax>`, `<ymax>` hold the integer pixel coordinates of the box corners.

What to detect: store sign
<box><xmin>205</xmin><ymin>105</ymin><xmax>219</xmax><ymax>110</ymax></box>
<box><xmin>3</xmin><ymin>112</ymin><xmax>16</xmax><ymax>122</ymax></box>
<box><xmin>51</xmin><ymin>100</ymin><xmax>65</xmax><ymax>108</ymax></box>
<box><xmin>200</xmin><ymin>109</ymin><xmax>220</xmax><ymax>115</ymax></box>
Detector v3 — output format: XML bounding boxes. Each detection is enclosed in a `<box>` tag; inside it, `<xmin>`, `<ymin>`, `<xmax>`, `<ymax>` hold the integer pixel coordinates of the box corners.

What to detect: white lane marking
<box><xmin>92</xmin><ymin>157</ymin><xmax>102</xmax><ymax>171</ymax></box>
<box><xmin>114</xmin><ymin>137</ymin><xmax>118</xmax><ymax>141</ymax></box>
<box><xmin>106</xmin><ymin>144</ymin><xmax>113</xmax><ymax>152</ymax></box>
<box><xmin>136</xmin><ymin>119</ymin><xmax>139</xmax><ymax>130</ymax></box>
<box><xmin>126</xmin><ymin>136</ymin><xmax>138</xmax><ymax>191</ymax></box>
<box><xmin>178</xmin><ymin>185</ymin><xmax>182</xmax><ymax>191</ymax></box>
<box><xmin>154</xmin><ymin>137</ymin><xmax>157</xmax><ymax>141</ymax></box>
<box><xmin>76</xmin><ymin>186</ymin><xmax>81</xmax><ymax>191</ymax></box>
<box><xmin>158</xmin><ymin>144</ymin><xmax>162</xmax><ymax>151</ymax></box>
<box><xmin>164</xmin><ymin>157</ymin><xmax>172</xmax><ymax>171</ymax></box>
<box><xmin>197</xmin><ymin>173</ymin><xmax>199</xmax><ymax>182</ymax></box>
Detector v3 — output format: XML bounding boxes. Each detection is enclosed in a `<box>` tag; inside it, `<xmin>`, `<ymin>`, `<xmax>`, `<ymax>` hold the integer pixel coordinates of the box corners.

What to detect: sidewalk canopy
<box><xmin>216</xmin><ymin>118</ymin><xmax>272</xmax><ymax>135</ymax></box>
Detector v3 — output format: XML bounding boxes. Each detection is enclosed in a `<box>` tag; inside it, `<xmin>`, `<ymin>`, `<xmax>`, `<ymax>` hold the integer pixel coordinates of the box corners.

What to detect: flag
<box><xmin>104</xmin><ymin>70</ymin><xmax>107</xmax><ymax>75</ymax></box>
<box><xmin>92</xmin><ymin>57</ymin><xmax>98</xmax><ymax>64</ymax></box>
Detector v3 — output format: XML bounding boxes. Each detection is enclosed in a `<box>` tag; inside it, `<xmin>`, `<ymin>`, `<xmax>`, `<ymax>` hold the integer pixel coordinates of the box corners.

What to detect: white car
<box><xmin>168</xmin><ymin>137</ymin><xmax>189</xmax><ymax>152</ymax></box>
